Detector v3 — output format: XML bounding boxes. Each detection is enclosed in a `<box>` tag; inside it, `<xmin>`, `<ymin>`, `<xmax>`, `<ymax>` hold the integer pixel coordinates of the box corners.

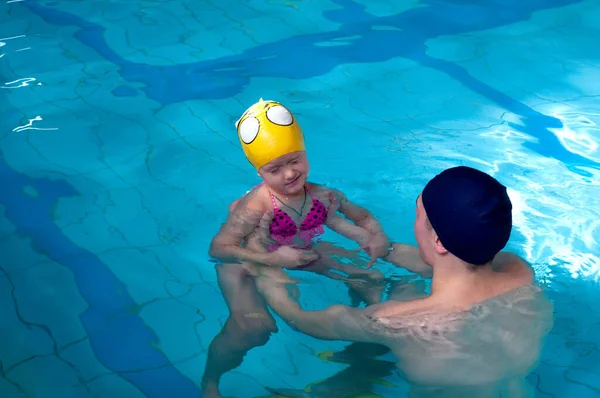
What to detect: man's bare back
<box><xmin>353</xmin><ymin>283</ymin><xmax>552</xmax><ymax>397</ymax></box>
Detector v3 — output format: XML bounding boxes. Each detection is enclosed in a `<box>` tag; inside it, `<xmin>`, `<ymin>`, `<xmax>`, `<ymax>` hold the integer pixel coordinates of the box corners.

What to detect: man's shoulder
<box><xmin>364</xmin><ymin>298</ymin><xmax>433</xmax><ymax>319</ymax></box>
<box><xmin>492</xmin><ymin>252</ymin><xmax>534</xmax><ymax>282</ymax></box>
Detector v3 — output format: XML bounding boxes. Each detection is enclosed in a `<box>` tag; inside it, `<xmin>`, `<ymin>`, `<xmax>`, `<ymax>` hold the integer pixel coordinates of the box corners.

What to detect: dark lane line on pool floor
<box><xmin>0</xmin><ymin>145</ymin><xmax>200</xmax><ymax>397</ymax></box>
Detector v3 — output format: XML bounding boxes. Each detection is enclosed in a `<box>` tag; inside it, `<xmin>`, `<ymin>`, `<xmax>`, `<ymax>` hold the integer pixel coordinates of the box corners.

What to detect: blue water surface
<box><xmin>1</xmin><ymin>0</ymin><xmax>599</xmax><ymax>397</ymax></box>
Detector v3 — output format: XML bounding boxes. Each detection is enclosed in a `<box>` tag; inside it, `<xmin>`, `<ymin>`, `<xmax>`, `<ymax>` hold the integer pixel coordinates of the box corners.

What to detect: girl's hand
<box><xmin>324</xmin><ymin>191</ymin><xmax>388</xmax><ymax>268</ymax></box>
<box><xmin>254</xmin><ymin>209</ymin><xmax>274</xmax><ymax>244</ymax></box>
<box><xmin>357</xmin><ymin>233</ymin><xmax>391</xmax><ymax>268</ymax></box>
<box><xmin>255</xmin><ymin>210</ymin><xmax>320</xmax><ymax>268</ymax></box>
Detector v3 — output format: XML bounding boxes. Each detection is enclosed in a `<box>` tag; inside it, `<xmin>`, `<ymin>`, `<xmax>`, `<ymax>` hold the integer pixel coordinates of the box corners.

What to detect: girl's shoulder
<box><xmin>306</xmin><ymin>182</ymin><xmax>345</xmax><ymax>200</ymax></box>
<box><xmin>230</xmin><ymin>183</ymin><xmax>270</xmax><ymax>213</ymax></box>
<box><xmin>306</xmin><ymin>182</ymin><xmax>337</xmax><ymax>205</ymax></box>
<box><xmin>306</xmin><ymin>181</ymin><xmax>330</xmax><ymax>194</ymax></box>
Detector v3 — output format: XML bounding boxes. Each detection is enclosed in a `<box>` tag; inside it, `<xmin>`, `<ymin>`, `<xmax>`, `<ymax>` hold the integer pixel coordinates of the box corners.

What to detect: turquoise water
<box><xmin>1</xmin><ymin>0</ymin><xmax>599</xmax><ymax>397</ymax></box>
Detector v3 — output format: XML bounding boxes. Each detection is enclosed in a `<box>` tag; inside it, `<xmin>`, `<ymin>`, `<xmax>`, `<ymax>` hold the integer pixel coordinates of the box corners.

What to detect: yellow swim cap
<box><xmin>235</xmin><ymin>99</ymin><xmax>305</xmax><ymax>169</ymax></box>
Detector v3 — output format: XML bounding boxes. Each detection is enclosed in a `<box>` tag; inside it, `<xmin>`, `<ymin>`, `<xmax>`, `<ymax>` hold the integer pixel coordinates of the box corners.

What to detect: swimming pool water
<box><xmin>1</xmin><ymin>0</ymin><xmax>599</xmax><ymax>397</ymax></box>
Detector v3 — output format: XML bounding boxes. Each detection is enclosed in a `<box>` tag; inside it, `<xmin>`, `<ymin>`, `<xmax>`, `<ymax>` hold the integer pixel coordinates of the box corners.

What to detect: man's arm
<box><xmin>384</xmin><ymin>247</ymin><xmax>534</xmax><ymax>280</ymax></box>
<box><xmin>255</xmin><ymin>269</ymin><xmax>381</xmax><ymax>343</ymax></box>
<box><xmin>383</xmin><ymin>243</ymin><xmax>433</xmax><ymax>278</ymax></box>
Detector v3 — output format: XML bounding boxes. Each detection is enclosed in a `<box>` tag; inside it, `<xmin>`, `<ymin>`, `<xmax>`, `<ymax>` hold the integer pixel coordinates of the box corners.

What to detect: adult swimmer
<box><xmin>256</xmin><ymin>166</ymin><xmax>554</xmax><ymax>397</ymax></box>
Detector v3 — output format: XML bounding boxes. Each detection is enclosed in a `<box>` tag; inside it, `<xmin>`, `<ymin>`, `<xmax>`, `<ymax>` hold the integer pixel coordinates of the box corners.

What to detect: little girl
<box><xmin>201</xmin><ymin>99</ymin><xmax>390</xmax><ymax>398</ymax></box>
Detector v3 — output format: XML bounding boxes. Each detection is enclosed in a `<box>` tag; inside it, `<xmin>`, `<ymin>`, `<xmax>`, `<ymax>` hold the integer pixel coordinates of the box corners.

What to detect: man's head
<box><xmin>414</xmin><ymin>166</ymin><xmax>513</xmax><ymax>269</ymax></box>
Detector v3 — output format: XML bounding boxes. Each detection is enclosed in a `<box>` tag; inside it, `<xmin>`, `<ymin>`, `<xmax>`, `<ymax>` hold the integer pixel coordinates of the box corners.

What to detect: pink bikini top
<box><xmin>268</xmin><ymin>186</ymin><xmax>328</xmax><ymax>251</ymax></box>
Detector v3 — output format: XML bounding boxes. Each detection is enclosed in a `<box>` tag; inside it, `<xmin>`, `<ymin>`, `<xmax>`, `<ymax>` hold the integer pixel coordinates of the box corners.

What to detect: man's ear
<box><xmin>433</xmin><ymin>233</ymin><xmax>448</xmax><ymax>255</ymax></box>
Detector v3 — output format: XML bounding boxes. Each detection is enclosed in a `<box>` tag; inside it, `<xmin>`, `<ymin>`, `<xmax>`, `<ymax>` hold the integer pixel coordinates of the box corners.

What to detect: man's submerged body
<box><xmin>342</xmin><ymin>284</ymin><xmax>552</xmax><ymax>397</ymax></box>
<box><xmin>259</xmin><ymin>253</ymin><xmax>553</xmax><ymax>397</ymax></box>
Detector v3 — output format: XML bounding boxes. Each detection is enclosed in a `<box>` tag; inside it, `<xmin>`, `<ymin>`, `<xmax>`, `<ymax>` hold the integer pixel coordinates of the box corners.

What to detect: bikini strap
<box><xmin>304</xmin><ymin>185</ymin><xmax>318</xmax><ymax>201</ymax></box>
<box><xmin>268</xmin><ymin>190</ymin><xmax>279</xmax><ymax>209</ymax></box>
<box><xmin>243</xmin><ymin>181</ymin><xmax>266</xmax><ymax>198</ymax></box>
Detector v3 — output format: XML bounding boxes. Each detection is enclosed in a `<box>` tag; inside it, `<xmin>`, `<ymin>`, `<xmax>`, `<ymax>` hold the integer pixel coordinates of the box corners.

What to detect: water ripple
<box><xmin>2</xmin><ymin>77</ymin><xmax>39</xmax><ymax>89</ymax></box>
<box><xmin>0</xmin><ymin>34</ymin><xmax>26</xmax><ymax>45</ymax></box>
<box><xmin>12</xmin><ymin>116</ymin><xmax>58</xmax><ymax>133</ymax></box>
<box><xmin>549</xmin><ymin>108</ymin><xmax>600</xmax><ymax>164</ymax></box>
<box><xmin>0</xmin><ymin>34</ymin><xmax>27</xmax><ymax>60</ymax></box>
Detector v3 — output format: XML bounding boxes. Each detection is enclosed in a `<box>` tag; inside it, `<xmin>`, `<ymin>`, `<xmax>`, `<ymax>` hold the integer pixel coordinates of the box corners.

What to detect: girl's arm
<box><xmin>326</xmin><ymin>189</ymin><xmax>386</xmax><ymax>237</ymax></box>
<box><xmin>326</xmin><ymin>212</ymin><xmax>370</xmax><ymax>244</ymax></box>
<box><xmin>209</xmin><ymin>197</ymin><xmax>274</xmax><ymax>265</ymax></box>
<box><xmin>318</xmin><ymin>186</ymin><xmax>390</xmax><ymax>266</ymax></box>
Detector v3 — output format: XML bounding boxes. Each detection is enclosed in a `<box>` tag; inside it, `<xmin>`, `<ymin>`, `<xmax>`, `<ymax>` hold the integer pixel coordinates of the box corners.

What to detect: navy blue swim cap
<box><xmin>421</xmin><ymin>166</ymin><xmax>512</xmax><ymax>265</ymax></box>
